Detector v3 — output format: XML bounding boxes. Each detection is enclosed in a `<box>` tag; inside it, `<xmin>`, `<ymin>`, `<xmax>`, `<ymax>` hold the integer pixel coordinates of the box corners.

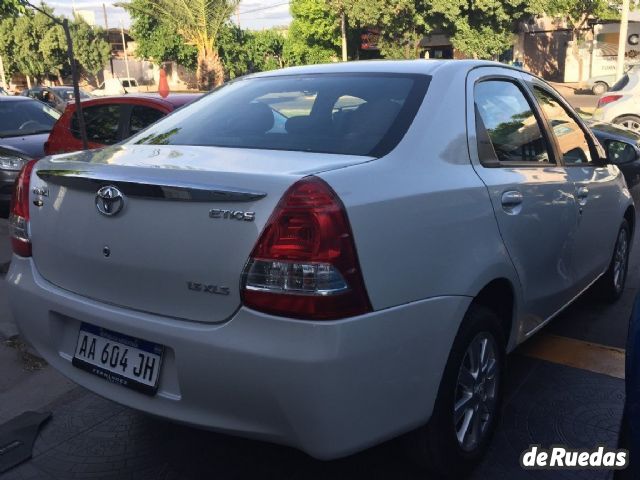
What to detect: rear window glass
<box><xmin>72</xmin><ymin>104</ymin><xmax>122</xmax><ymax>144</ymax></box>
<box><xmin>129</xmin><ymin>106</ymin><xmax>165</xmax><ymax>135</ymax></box>
<box><xmin>610</xmin><ymin>74</ymin><xmax>629</xmax><ymax>92</ymax></box>
<box><xmin>130</xmin><ymin>73</ymin><xmax>430</xmax><ymax>157</ymax></box>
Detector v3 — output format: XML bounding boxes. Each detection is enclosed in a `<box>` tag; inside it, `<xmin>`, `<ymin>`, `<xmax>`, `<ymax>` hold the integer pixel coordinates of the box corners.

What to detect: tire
<box><xmin>598</xmin><ymin>219</ymin><xmax>631</xmax><ymax>303</ymax></box>
<box><xmin>406</xmin><ymin>304</ymin><xmax>505</xmax><ymax>478</ymax></box>
<box><xmin>592</xmin><ymin>82</ymin><xmax>608</xmax><ymax>96</ymax></box>
<box><xmin>615</xmin><ymin>115</ymin><xmax>640</xmax><ymax>133</ymax></box>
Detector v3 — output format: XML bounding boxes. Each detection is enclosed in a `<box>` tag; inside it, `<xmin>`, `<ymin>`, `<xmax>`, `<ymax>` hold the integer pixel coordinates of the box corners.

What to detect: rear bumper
<box><xmin>6</xmin><ymin>256</ymin><xmax>470</xmax><ymax>459</ymax></box>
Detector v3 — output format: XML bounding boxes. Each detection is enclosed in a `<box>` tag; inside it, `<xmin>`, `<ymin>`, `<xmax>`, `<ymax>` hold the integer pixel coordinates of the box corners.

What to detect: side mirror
<box><xmin>606</xmin><ymin>140</ymin><xmax>639</xmax><ymax>165</ymax></box>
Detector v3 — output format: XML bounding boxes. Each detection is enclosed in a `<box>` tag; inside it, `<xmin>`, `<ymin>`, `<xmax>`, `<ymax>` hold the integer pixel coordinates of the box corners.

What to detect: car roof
<box><xmin>82</xmin><ymin>93</ymin><xmax>204</xmax><ymax>108</ymax></box>
<box><xmin>0</xmin><ymin>95</ymin><xmax>35</xmax><ymax>102</ymax></box>
<box><xmin>246</xmin><ymin>59</ymin><xmax>508</xmax><ymax>79</ymax></box>
<box><xmin>78</xmin><ymin>93</ymin><xmax>203</xmax><ymax>109</ymax></box>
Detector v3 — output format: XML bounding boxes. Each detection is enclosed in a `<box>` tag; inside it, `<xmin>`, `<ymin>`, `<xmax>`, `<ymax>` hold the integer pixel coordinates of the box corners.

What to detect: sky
<box><xmin>46</xmin><ymin>0</ymin><xmax>292</xmax><ymax>30</ymax></box>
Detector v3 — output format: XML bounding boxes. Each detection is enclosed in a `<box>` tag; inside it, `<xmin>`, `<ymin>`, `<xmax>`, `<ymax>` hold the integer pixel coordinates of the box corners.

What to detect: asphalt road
<box><xmin>551</xmin><ymin>83</ymin><xmax>600</xmax><ymax>113</ymax></box>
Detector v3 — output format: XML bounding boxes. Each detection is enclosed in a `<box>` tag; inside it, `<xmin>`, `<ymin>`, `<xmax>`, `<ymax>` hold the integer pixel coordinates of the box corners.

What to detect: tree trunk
<box><xmin>197</xmin><ymin>47</ymin><xmax>225</xmax><ymax>90</ymax></box>
<box><xmin>26</xmin><ymin>75</ymin><xmax>31</xmax><ymax>89</ymax></box>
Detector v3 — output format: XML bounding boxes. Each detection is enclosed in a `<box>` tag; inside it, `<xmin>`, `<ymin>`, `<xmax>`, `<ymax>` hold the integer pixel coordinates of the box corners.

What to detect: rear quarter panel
<box><xmin>320</xmin><ymin>65</ymin><xmax>522</xmax><ymax>348</ymax></box>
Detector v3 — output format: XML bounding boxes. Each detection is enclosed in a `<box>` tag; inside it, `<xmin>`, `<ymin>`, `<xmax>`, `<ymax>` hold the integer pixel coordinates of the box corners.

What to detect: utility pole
<box><xmin>120</xmin><ymin>22</ymin><xmax>131</xmax><ymax>85</ymax></box>
<box><xmin>616</xmin><ymin>0</ymin><xmax>630</xmax><ymax>81</ymax></box>
<box><xmin>103</xmin><ymin>3</ymin><xmax>114</xmax><ymax>77</ymax></box>
<box><xmin>0</xmin><ymin>55</ymin><xmax>6</xmax><ymax>90</ymax></box>
<box><xmin>62</xmin><ymin>18</ymin><xmax>89</xmax><ymax>150</ymax></box>
<box><xmin>341</xmin><ymin>11</ymin><xmax>347</xmax><ymax>62</ymax></box>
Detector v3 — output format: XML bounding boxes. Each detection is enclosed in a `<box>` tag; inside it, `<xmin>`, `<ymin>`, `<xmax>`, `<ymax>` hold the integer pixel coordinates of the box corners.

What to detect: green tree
<box><xmin>248</xmin><ymin>29</ymin><xmax>286</xmax><ymax>71</ymax></box>
<box><xmin>71</xmin><ymin>18</ymin><xmax>111</xmax><ymax>86</ymax></box>
<box><xmin>544</xmin><ymin>0</ymin><xmax>623</xmax><ymax>40</ymax></box>
<box><xmin>217</xmin><ymin>23</ymin><xmax>251</xmax><ymax>79</ymax></box>
<box><xmin>0</xmin><ymin>0</ymin><xmax>25</xmax><ymax>18</ymax></box>
<box><xmin>218</xmin><ymin>26</ymin><xmax>286</xmax><ymax>79</ymax></box>
<box><xmin>339</xmin><ymin>0</ymin><xmax>429</xmax><ymax>59</ymax></box>
<box><xmin>0</xmin><ymin>17</ymin><xmax>18</xmax><ymax>77</ymax></box>
<box><xmin>425</xmin><ymin>0</ymin><xmax>539</xmax><ymax>59</ymax></box>
<box><xmin>120</xmin><ymin>0</ymin><xmax>240</xmax><ymax>89</ymax></box>
<box><xmin>284</xmin><ymin>0</ymin><xmax>339</xmax><ymax>65</ymax></box>
<box><xmin>121</xmin><ymin>0</ymin><xmax>197</xmax><ymax>69</ymax></box>
<box><xmin>13</xmin><ymin>7</ymin><xmax>67</xmax><ymax>83</ymax></box>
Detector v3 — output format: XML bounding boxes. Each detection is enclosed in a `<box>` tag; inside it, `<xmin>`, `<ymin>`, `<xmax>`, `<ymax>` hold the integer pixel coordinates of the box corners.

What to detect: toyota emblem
<box><xmin>95</xmin><ymin>185</ymin><xmax>125</xmax><ymax>216</ymax></box>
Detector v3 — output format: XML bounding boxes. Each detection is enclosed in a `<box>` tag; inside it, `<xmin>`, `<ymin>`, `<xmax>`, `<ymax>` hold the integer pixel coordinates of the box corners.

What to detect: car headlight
<box><xmin>0</xmin><ymin>155</ymin><xmax>28</xmax><ymax>171</ymax></box>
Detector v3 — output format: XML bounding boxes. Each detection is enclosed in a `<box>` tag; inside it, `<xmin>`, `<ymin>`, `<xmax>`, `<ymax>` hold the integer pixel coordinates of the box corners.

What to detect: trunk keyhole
<box><xmin>103</xmin><ymin>246</ymin><xmax>111</xmax><ymax>258</ymax></box>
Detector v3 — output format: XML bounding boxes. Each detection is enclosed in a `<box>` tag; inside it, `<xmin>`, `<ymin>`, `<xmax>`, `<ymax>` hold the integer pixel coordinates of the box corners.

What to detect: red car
<box><xmin>45</xmin><ymin>93</ymin><xmax>202</xmax><ymax>155</ymax></box>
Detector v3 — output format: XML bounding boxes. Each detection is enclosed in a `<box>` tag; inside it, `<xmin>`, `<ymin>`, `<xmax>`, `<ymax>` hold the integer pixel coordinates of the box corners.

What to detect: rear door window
<box><xmin>130</xmin><ymin>73</ymin><xmax>430</xmax><ymax>157</ymax></box>
<box><xmin>129</xmin><ymin>106</ymin><xmax>166</xmax><ymax>135</ymax></box>
<box><xmin>474</xmin><ymin>80</ymin><xmax>551</xmax><ymax>165</ymax></box>
<box><xmin>72</xmin><ymin>104</ymin><xmax>123</xmax><ymax>144</ymax></box>
<box><xmin>533</xmin><ymin>87</ymin><xmax>593</xmax><ymax>165</ymax></box>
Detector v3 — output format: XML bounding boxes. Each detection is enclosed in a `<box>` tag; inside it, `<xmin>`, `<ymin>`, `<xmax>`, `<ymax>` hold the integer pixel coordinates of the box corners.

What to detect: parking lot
<box><xmin>0</xmin><ymin>196</ymin><xmax>635</xmax><ymax>480</ymax></box>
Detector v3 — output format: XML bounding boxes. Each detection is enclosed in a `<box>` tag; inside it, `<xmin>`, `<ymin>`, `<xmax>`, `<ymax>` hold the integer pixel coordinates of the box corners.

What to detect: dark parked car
<box><xmin>0</xmin><ymin>96</ymin><xmax>60</xmax><ymax>214</ymax></box>
<box><xmin>22</xmin><ymin>86</ymin><xmax>91</xmax><ymax>112</ymax></box>
<box><xmin>616</xmin><ymin>294</ymin><xmax>640</xmax><ymax>479</ymax></box>
<box><xmin>589</xmin><ymin>120</ymin><xmax>640</xmax><ymax>201</ymax></box>
<box><xmin>45</xmin><ymin>93</ymin><xmax>202</xmax><ymax>155</ymax></box>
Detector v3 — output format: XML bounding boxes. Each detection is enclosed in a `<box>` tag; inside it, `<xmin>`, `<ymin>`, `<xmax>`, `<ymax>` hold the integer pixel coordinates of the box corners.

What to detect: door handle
<box><xmin>576</xmin><ymin>186</ymin><xmax>589</xmax><ymax>206</ymax></box>
<box><xmin>501</xmin><ymin>190</ymin><xmax>523</xmax><ymax>214</ymax></box>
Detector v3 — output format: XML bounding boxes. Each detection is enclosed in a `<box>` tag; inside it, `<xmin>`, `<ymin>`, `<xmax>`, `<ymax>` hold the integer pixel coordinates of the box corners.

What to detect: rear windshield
<box><xmin>610</xmin><ymin>74</ymin><xmax>630</xmax><ymax>92</ymax></box>
<box><xmin>130</xmin><ymin>73</ymin><xmax>430</xmax><ymax>157</ymax></box>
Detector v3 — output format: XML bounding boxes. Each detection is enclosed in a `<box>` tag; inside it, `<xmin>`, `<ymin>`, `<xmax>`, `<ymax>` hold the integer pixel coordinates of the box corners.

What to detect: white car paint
<box><xmin>6</xmin><ymin>60</ymin><xmax>634</xmax><ymax>464</ymax></box>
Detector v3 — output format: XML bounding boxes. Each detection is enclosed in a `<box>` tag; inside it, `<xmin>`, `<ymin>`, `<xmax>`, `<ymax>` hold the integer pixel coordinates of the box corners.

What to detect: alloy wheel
<box><xmin>613</xmin><ymin>228</ymin><xmax>629</xmax><ymax>293</ymax></box>
<box><xmin>620</xmin><ymin>119</ymin><xmax>640</xmax><ymax>132</ymax></box>
<box><xmin>453</xmin><ymin>332</ymin><xmax>499</xmax><ymax>452</ymax></box>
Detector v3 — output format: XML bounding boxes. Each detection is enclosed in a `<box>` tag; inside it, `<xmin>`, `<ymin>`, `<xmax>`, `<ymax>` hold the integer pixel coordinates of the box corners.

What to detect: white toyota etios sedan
<box><xmin>7</xmin><ymin>60</ymin><xmax>634</xmax><ymax>477</ymax></box>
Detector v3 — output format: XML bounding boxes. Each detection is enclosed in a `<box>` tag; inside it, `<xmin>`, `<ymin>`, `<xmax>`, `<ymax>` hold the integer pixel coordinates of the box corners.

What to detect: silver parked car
<box><xmin>7</xmin><ymin>60</ymin><xmax>634</xmax><ymax>477</ymax></box>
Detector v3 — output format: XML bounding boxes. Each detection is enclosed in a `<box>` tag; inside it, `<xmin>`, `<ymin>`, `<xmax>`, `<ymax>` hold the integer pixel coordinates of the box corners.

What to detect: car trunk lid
<box><xmin>29</xmin><ymin>144</ymin><xmax>372</xmax><ymax>323</ymax></box>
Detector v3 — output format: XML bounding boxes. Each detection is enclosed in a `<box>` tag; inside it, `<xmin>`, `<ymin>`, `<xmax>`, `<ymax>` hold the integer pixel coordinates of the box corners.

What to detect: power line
<box><xmin>237</xmin><ymin>1</ymin><xmax>289</xmax><ymax>15</ymax></box>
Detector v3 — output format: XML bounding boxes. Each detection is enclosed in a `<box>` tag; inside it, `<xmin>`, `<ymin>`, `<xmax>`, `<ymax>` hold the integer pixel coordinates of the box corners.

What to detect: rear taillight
<box><xmin>9</xmin><ymin>160</ymin><xmax>37</xmax><ymax>257</ymax></box>
<box><xmin>241</xmin><ymin>176</ymin><xmax>372</xmax><ymax>320</ymax></box>
<box><xmin>597</xmin><ymin>95</ymin><xmax>622</xmax><ymax>108</ymax></box>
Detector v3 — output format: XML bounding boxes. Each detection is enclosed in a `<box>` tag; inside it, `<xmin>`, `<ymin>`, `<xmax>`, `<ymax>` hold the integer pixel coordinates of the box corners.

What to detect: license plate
<box><xmin>72</xmin><ymin>323</ymin><xmax>164</xmax><ymax>395</ymax></box>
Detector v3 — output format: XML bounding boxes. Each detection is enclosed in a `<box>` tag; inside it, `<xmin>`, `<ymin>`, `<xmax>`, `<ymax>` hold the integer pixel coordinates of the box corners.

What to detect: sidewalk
<box><xmin>0</xmin><ymin>218</ymin><xmax>77</xmax><ymax>426</ymax></box>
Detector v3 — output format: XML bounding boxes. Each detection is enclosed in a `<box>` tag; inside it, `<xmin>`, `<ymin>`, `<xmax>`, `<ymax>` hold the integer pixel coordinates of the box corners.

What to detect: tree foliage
<box><xmin>427</xmin><ymin>0</ymin><xmax>538</xmax><ymax>59</ymax></box>
<box><xmin>0</xmin><ymin>4</ymin><xmax>111</xmax><ymax>84</ymax></box>
<box><xmin>122</xmin><ymin>0</ymin><xmax>198</xmax><ymax>69</ymax></box>
<box><xmin>120</xmin><ymin>0</ymin><xmax>240</xmax><ymax>89</ymax></box>
<box><xmin>544</xmin><ymin>0</ymin><xmax>623</xmax><ymax>38</ymax></box>
<box><xmin>0</xmin><ymin>0</ymin><xmax>25</xmax><ymax>18</ymax></box>
<box><xmin>218</xmin><ymin>26</ymin><xmax>285</xmax><ymax>79</ymax></box>
<box><xmin>283</xmin><ymin>0</ymin><xmax>339</xmax><ymax>65</ymax></box>
<box><xmin>72</xmin><ymin>18</ymin><xmax>112</xmax><ymax>84</ymax></box>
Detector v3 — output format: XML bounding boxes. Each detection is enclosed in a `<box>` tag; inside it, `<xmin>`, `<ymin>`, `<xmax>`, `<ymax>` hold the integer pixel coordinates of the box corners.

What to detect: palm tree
<box><xmin>122</xmin><ymin>0</ymin><xmax>239</xmax><ymax>89</ymax></box>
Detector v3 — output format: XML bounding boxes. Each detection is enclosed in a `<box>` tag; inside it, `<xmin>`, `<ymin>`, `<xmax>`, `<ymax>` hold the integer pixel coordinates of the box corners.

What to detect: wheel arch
<box><xmin>625</xmin><ymin>205</ymin><xmax>635</xmax><ymax>240</ymax></box>
<box><xmin>471</xmin><ymin>278</ymin><xmax>516</xmax><ymax>350</ymax></box>
<box><xmin>613</xmin><ymin>113</ymin><xmax>640</xmax><ymax>125</ymax></box>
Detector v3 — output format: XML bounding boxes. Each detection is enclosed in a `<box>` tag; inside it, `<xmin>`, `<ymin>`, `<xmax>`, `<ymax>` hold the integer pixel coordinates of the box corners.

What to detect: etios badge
<box><xmin>95</xmin><ymin>186</ymin><xmax>125</xmax><ymax>216</ymax></box>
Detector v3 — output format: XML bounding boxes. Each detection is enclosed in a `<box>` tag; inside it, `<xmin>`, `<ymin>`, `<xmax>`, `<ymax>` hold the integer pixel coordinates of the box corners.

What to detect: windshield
<box><xmin>130</xmin><ymin>73</ymin><xmax>430</xmax><ymax>157</ymax></box>
<box><xmin>57</xmin><ymin>89</ymin><xmax>90</xmax><ymax>101</ymax></box>
<box><xmin>0</xmin><ymin>99</ymin><xmax>60</xmax><ymax>137</ymax></box>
